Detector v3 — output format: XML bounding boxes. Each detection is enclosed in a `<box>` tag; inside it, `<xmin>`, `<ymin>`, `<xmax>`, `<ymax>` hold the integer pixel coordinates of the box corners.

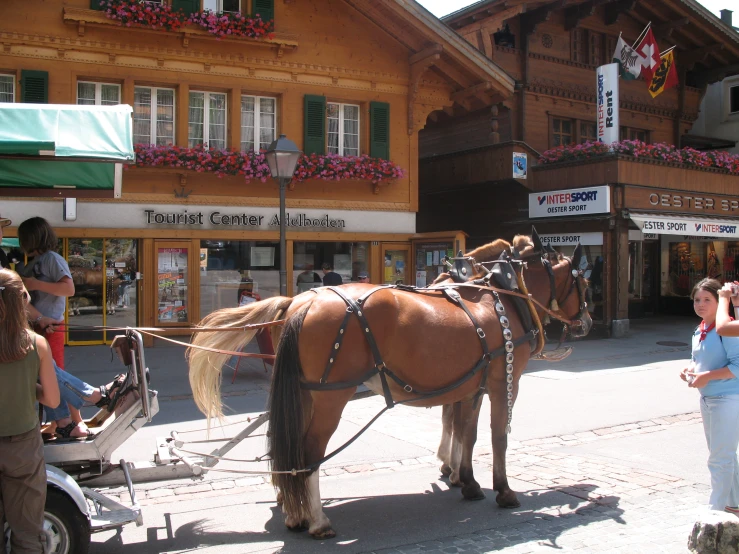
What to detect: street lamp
<box><xmin>264</xmin><ymin>134</ymin><xmax>302</xmax><ymax>296</ymax></box>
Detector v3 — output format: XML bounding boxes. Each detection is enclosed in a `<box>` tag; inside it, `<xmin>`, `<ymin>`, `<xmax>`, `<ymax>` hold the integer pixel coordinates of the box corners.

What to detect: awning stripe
<box><xmin>629</xmin><ymin>212</ymin><xmax>739</xmax><ymax>239</ymax></box>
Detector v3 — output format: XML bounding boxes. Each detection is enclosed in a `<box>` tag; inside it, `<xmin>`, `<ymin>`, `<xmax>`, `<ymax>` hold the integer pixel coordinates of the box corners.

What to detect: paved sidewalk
<box><xmin>95</xmin><ymin>411</ymin><xmax>708</xmax><ymax>553</ymax></box>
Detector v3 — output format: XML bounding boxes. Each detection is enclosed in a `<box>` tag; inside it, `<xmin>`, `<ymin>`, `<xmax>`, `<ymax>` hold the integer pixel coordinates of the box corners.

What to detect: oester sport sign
<box><xmin>529</xmin><ymin>186</ymin><xmax>611</xmax><ymax>218</ymax></box>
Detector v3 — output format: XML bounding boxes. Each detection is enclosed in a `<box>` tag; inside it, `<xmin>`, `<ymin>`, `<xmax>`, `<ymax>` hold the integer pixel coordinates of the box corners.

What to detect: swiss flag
<box><xmin>634</xmin><ymin>27</ymin><xmax>661</xmax><ymax>81</ymax></box>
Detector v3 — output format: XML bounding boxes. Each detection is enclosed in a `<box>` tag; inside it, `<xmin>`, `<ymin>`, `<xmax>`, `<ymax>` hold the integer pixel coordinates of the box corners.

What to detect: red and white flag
<box><xmin>634</xmin><ymin>26</ymin><xmax>661</xmax><ymax>81</ymax></box>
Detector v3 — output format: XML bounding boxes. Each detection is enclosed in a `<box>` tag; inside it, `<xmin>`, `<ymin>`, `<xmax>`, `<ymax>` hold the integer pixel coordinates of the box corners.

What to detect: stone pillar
<box><xmin>612</xmin><ymin>216</ymin><xmax>630</xmax><ymax>337</ymax></box>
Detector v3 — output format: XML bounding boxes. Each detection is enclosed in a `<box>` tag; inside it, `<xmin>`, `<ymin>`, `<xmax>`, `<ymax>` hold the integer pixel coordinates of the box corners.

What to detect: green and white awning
<box><xmin>0</xmin><ymin>104</ymin><xmax>133</xmax><ymax>198</ymax></box>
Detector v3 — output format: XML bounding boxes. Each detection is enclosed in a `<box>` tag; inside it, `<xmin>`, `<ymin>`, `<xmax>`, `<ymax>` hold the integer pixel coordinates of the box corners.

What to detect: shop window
<box><xmin>327</xmin><ymin>102</ymin><xmax>360</xmax><ymax>156</ymax></box>
<box><xmin>665</xmin><ymin>241</ymin><xmax>712</xmax><ymax>297</ymax></box>
<box><xmin>134</xmin><ymin>86</ymin><xmax>175</xmax><ymax>145</ymax></box>
<box><xmin>293</xmin><ymin>242</ymin><xmax>368</xmax><ymax>293</ymax></box>
<box><xmin>414</xmin><ymin>242</ymin><xmax>454</xmax><ymax>287</ymax></box>
<box><xmin>199</xmin><ymin>240</ymin><xmax>280</xmax><ymax>316</ymax></box>
<box><xmin>77</xmin><ymin>81</ymin><xmax>120</xmax><ymax>106</ymax></box>
<box><xmin>552</xmin><ymin>118</ymin><xmax>573</xmax><ymax>147</ymax></box>
<box><xmin>620</xmin><ymin>126</ymin><xmax>649</xmax><ymax>143</ymax></box>
<box><xmin>0</xmin><ymin>74</ymin><xmax>14</xmax><ymax>103</ymax></box>
<box><xmin>189</xmin><ymin>91</ymin><xmax>227</xmax><ymax>149</ymax></box>
<box><xmin>579</xmin><ymin>121</ymin><xmax>597</xmax><ymax>143</ymax></box>
<box><xmin>240</xmin><ymin>95</ymin><xmax>276</xmax><ymax>152</ymax></box>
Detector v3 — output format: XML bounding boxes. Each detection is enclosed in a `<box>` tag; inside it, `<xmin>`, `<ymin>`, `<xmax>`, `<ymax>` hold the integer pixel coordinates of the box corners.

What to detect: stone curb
<box><xmin>99</xmin><ymin>410</ymin><xmax>703</xmax><ymax>506</ymax></box>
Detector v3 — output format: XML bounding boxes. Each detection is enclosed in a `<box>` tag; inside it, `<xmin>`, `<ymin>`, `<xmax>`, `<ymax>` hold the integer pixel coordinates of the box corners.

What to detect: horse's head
<box><xmin>526</xmin><ymin>229</ymin><xmax>592</xmax><ymax>339</ymax></box>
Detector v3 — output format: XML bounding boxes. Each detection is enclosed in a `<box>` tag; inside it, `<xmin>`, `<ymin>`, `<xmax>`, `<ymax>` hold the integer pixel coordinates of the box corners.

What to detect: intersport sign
<box><xmin>529</xmin><ymin>186</ymin><xmax>611</xmax><ymax>218</ymax></box>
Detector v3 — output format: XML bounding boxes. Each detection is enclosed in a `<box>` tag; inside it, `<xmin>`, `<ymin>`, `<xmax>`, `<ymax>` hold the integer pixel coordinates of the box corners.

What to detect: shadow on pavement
<box><xmin>91</xmin><ymin>481</ymin><xmax>625</xmax><ymax>554</ymax></box>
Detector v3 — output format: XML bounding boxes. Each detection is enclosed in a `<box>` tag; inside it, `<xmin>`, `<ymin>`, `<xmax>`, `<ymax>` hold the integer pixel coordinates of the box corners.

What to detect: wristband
<box><xmin>33</xmin><ymin>315</ymin><xmax>43</xmax><ymax>324</ymax></box>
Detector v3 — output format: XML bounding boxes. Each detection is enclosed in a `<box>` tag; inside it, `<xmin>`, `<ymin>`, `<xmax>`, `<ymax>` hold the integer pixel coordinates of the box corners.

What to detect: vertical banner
<box><xmin>596</xmin><ymin>63</ymin><xmax>620</xmax><ymax>145</ymax></box>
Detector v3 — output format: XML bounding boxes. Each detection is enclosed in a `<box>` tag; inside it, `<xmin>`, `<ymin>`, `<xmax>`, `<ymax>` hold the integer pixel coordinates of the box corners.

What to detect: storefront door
<box><xmin>155</xmin><ymin>241</ymin><xmax>193</xmax><ymax>326</ymax></box>
<box><xmin>381</xmin><ymin>244</ymin><xmax>410</xmax><ymax>285</ymax></box>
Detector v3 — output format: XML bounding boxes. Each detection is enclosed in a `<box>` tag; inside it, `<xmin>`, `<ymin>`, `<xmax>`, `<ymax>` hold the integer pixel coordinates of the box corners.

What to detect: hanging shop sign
<box><xmin>630</xmin><ymin>212</ymin><xmax>739</xmax><ymax>238</ymax></box>
<box><xmin>529</xmin><ymin>185</ymin><xmax>611</xmax><ymax>218</ymax></box>
<box><xmin>512</xmin><ymin>152</ymin><xmax>527</xmax><ymax>179</ymax></box>
<box><xmin>538</xmin><ymin>232</ymin><xmax>603</xmax><ymax>246</ymax></box>
<box><xmin>624</xmin><ymin>187</ymin><xmax>739</xmax><ymax>215</ymax></box>
<box><xmin>596</xmin><ymin>63</ymin><xmax>620</xmax><ymax>144</ymax></box>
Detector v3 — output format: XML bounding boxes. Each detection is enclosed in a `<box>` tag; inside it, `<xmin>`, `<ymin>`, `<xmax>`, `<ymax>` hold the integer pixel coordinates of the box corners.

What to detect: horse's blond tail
<box><xmin>187</xmin><ymin>296</ymin><xmax>293</xmax><ymax>423</ymax></box>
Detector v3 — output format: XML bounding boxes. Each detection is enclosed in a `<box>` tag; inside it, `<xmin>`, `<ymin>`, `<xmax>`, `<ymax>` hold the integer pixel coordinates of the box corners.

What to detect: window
<box><xmin>134</xmin><ymin>87</ymin><xmax>175</xmax><ymax>146</ymax></box>
<box><xmin>0</xmin><ymin>74</ymin><xmax>14</xmax><ymax>103</ymax></box>
<box><xmin>77</xmin><ymin>82</ymin><xmax>120</xmax><ymax>106</ymax></box>
<box><xmin>327</xmin><ymin>102</ymin><xmax>359</xmax><ymax>156</ymax></box>
<box><xmin>188</xmin><ymin>91</ymin><xmax>227</xmax><ymax>149</ymax></box>
<box><xmin>571</xmin><ymin>29</ymin><xmax>587</xmax><ymax>64</ymax></box>
<box><xmin>241</xmin><ymin>95</ymin><xmax>276</xmax><ymax>152</ymax></box>
<box><xmin>580</xmin><ymin>121</ymin><xmax>597</xmax><ymax>143</ymax></box>
<box><xmin>620</xmin><ymin>126</ymin><xmax>649</xmax><ymax>143</ymax></box>
<box><xmin>589</xmin><ymin>33</ymin><xmax>603</xmax><ymax>66</ymax></box>
<box><xmin>731</xmin><ymin>85</ymin><xmax>739</xmax><ymax>115</ymax></box>
<box><xmin>203</xmin><ymin>0</ymin><xmax>240</xmax><ymax>12</ymax></box>
<box><xmin>552</xmin><ymin>118</ymin><xmax>573</xmax><ymax>146</ymax></box>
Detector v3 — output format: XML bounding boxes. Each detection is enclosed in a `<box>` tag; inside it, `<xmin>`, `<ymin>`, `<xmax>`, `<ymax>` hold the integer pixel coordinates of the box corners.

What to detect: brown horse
<box><xmin>432</xmin><ymin>234</ymin><xmax>582</xmax><ymax>501</ymax></box>
<box><xmin>188</xmin><ymin>233</ymin><xmax>592</xmax><ymax>539</ymax></box>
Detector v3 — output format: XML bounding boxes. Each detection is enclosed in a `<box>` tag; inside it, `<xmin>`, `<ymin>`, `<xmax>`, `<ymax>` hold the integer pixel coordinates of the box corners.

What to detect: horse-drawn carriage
<box><xmin>12</xmin><ymin>231</ymin><xmax>590</xmax><ymax>552</ymax></box>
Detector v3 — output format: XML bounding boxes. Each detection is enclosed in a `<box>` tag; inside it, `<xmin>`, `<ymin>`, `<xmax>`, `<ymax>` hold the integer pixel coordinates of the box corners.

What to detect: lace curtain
<box><xmin>155</xmin><ymin>89</ymin><xmax>175</xmax><ymax>146</ymax></box>
<box><xmin>208</xmin><ymin>93</ymin><xmax>226</xmax><ymax>149</ymax></box>
<box><xmin>327</xmin><ymin>103</ymin><xmax>359</xmax><ymax>156</ymax></box>
<box><xmin>0</xmin><ymin>76</ymin><xmax>12</xmax><ymax>103</ymax></box>
<box><xmin>78</xmin><ymin>82</ymin><xmax>120</xmax><ymax>106</ymax></box>
<box><xmin>134</xmin><ymin>87</ymin><xmax>174</xmax><ymax>146</ymax></box>
<box><xmin>241</xmin><ymin>96</ymin><xmax>275</xmax><ymax>152</ymax></box>
<box><xmin>133</xmin><ymin>87</ymin><xmax>152</xmax><ymax>144</ymax></box>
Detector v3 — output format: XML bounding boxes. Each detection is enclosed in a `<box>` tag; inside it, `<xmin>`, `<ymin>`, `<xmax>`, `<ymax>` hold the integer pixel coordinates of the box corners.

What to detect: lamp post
<box><xmin>264</xmin><ymin>134</ymin><xmax>302</xmax><ymax>296</ymax></box>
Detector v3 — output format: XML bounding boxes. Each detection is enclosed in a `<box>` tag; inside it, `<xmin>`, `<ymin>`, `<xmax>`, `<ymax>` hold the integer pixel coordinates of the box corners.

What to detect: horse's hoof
<box><xmin>310</xmin><ymin>526</ymin><xmax>336</xmax><ymax>540</ymax></box>
<box><xmin>462</xmin><ymin>484</ymin><xmax>485</xmax><ymax>501</ymax></box>
<box><xmin>285</xmin><ymin>520</ymin><xmax>308</xmax><ymax>532</ymax></box>
<box><xmin>495</xmin><ymin>490</ymin><xmax>521</xmax><ymax>509</ymax></box>
<box><xmin>440</xmin><ymin>463</ymin><xmax>452</xmax><ymax>477</ymax></box>
<box><xmin>448</xmin><ymin>473</ymin><xmax>462</xmax><ymax>487</ymax></box>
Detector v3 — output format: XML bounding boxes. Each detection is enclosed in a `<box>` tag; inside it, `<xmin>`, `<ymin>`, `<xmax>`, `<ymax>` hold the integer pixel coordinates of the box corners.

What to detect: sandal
<box><xmin>54</xmin><ymin>422</ymin><xmax>92</xmax><ymax>442</ymax></box>
<box><xmin>95</xmin><ymin>373</ymin><xmax>127</xmax><ymax>410</ymax></box>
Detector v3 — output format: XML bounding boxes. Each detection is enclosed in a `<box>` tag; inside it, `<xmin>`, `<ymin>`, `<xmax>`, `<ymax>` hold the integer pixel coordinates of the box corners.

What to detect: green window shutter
<box><xmin>21</xmin><ymin>70</ymin><xmax>48</xmax><ymax>104</ymax></box>
<box><xmin>89</xmin><ymin>0</ymin><xmax>105</xmax><ymax>10</ymax></box>
<box><xmin>304</xmin><ymin>95</ymin><xmax>326</xmax><ymax>155</ymax></box>
<box><xmin>171</xmin><ymin>0</ymin><xmax>200</xmax><ymax>16</ymax></box>
<box><xmin>370</xmin><ymin>101</ymin><xmax>390</xmax><ymax>160</ymax></box>
<box><xmin>254</xmin><ymin>0</ymin><xmax>274</xmax><ymax>23</ymax></box>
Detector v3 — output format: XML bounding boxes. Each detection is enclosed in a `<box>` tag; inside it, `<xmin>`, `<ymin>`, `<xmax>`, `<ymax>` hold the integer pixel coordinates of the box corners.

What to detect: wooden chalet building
<box><xmin>418</xmin><ymin>0</ymin><xmax>739</xmax><ymax>336</ymax></box>
<box><xmin>0</xmin><ymin>0</ymin><xmax>515</xmax><ymax>344</ymax></box>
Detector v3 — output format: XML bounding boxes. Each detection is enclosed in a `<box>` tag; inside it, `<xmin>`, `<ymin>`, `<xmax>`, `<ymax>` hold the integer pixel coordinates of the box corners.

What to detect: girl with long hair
<box><xmin>0</xmin><ymin>269</ymin><xmax>59</xmax><ymax>552</ymax></box>
<box><xmin>681</xmin><ymin>278</ymin><xmax>739</xmax><ymax>512</ymax></box>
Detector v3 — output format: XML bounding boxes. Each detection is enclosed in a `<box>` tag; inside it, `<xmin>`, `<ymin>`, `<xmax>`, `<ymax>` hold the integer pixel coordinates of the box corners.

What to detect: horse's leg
<box><xmin>300</xmin><ymin>388</ymin><xmax>356</xmax><ymax>539</ymax></box>
<box><xmin>447</xmin><ymin>402</ymin><xmax>464</xmax><ymax>486</ymax></box>
<box><xmin>455</xmin><ymin>399</ymin><xmax>484</xmax><ymax>500</ymax></box>
<box><xmin>489</xmin><ymin>383</ymin><xmax>520</xmax><ymax>508</ymax></box>
<box><xmin>437</xmin><ymin>404</ymin><xmax>454</xmax><ymax>477</ymax></box>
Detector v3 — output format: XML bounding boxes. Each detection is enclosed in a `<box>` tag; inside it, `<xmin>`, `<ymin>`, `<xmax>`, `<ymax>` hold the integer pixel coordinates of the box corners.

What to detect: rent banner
<box><xmin>596</xmin><ymin>63</ymin><xmax>619</xmax><ymax>145</ymax></box>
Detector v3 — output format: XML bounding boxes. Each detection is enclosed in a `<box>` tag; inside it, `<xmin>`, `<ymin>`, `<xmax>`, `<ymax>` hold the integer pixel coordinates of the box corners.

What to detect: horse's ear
<box><xmin>531</xmin><ymin>227</ymin><xmax>544</xmax><ymax>254</ymax></box>
<box><xmin>573</xmin><ymin>243</ymin><xmax>583</xmax><ymax>267</ymax></box>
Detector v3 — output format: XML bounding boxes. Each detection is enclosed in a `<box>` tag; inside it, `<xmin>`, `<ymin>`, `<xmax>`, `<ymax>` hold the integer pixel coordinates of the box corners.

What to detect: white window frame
<box><xmin>327</xmin><ymin>102</ymin><xmax>360</xmax><ymax>156</ymax></box>
<box><xmin>133</xmin><ymin>86</ymin><xmax>176</xmax><ymax>146</ymax></box>
<box><xmin>0</xmin><ymin>74</ymin><xmax>15</xmax><ymax>103</ymax></box>
<box><xmin>76</xmin><ymin>81</ymin><xmax>121</xmax><ymax>106</ymax></box>
<box><xmin>203</xmin><ymin>0</ymin><xmax>241</xmax><ymax>13</ymax></box>
<box><xmin>240</xmin><ymin>94</ymin><xmax>277</xmax><ymax>152</ymax></box>
<box><xmin>188</xmin><ymin>91</ymin><xmax>227</xmax><ymax>149</ymax></box>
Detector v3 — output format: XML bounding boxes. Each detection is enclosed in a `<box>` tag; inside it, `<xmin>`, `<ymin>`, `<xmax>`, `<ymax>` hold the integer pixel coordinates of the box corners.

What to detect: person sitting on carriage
<box><xmin>44</xmin><ymin>363</ymin><xmax>132</xmax><ymax>441</ymax></box>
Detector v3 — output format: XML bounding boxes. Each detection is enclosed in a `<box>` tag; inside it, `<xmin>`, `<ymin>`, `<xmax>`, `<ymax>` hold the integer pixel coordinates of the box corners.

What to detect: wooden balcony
<box><xmin>419</xmin><ymin>141</ymin><xmax>541</xmax><ymax>193</ymax></box>
<box><xmin>531</xmin><ymin>155</ymin><xmax>739</xmax><ymax>196</ymax></box>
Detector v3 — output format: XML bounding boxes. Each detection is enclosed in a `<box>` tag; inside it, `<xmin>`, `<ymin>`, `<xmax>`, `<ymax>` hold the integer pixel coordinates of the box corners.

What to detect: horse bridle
<box><xmin>540</xmin><ymin>254</ymin><xmax>590</xmax><ymax>336</ymax></box>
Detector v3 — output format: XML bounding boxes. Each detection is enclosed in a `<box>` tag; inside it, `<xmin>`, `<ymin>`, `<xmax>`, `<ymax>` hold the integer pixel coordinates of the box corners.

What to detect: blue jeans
<box><xmin>700</xmin><ymin>394</ymin><xmax>739</xmax><ymax>510</ymax></box>
<box><xmin>44</xmin><ymin>363</ymin><xmax>96</xmax><ymax>422</ymax></box>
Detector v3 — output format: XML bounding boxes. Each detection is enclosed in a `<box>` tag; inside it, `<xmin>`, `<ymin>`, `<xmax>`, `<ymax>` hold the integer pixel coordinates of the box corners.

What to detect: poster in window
<box><xmin>416</xmin><ymin>270</ymin><xmax>426</xmax><ymax>288</ymax></box>
<box><xmin>513</xmin><ymin>152</ymin><xmax>527</xmax><ymax>179</ymax></box>
<box><xmin>251</xmin><ymin>246</ymin><xmax>275</xmax><ymax>267</ymax></box>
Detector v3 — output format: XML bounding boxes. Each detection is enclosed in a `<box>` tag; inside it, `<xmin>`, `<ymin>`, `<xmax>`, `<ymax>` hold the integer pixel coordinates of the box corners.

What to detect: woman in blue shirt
<box><xmin>682</xmin><ymin>278</ymin><xmax>739</xmax><ymax>512</ymax></box>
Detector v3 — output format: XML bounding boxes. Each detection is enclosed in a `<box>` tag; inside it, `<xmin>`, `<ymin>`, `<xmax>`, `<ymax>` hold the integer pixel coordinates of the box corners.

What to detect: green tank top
<box><xmin>0</xmin><ymin>335</ymin><xmax>40</xmax><ymax>437</ymax></box>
